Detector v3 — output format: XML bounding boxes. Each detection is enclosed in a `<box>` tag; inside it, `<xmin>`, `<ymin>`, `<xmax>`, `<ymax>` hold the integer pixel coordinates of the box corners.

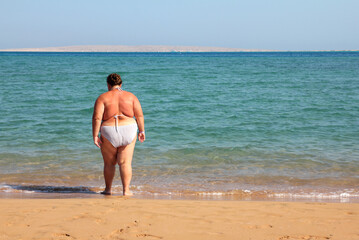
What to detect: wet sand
<box><xmin>0</xmin><ymin>197</ymin><xmax>358</xmax><ymax>240</ymax></box>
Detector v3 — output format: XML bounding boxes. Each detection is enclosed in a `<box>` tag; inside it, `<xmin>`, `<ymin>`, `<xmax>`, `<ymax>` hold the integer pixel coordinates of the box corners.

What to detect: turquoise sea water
<box><xmin>0</xmin><ymin>52</ymin><xmax>358</xmax><ymax>201</ymax></box>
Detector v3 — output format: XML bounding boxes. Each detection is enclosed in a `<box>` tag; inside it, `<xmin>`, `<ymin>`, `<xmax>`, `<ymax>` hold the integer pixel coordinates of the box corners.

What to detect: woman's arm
<box><xmin>133</xmin><ymin>95</ymin><xmax>145</xmax><ymax>143</ymax></box>
<box><xmin>92</xmin><ymin>97</ymin><xmax>105</xmax><ymax>148</ymax></box>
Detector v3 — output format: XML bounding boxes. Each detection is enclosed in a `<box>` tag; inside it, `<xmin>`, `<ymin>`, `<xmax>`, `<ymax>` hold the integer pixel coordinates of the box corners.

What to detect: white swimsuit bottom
<box><xmin>100</xmin><ymin>123</ymin><xmax>137</xmax><ymax>148</ymax></box>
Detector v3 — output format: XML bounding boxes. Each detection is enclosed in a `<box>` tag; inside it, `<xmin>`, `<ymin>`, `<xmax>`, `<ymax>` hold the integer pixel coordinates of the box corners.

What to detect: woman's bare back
<box><xmin>100</xmin><ymin>88</ymin><xmax>136</xmax><ymax>121</ymax></box>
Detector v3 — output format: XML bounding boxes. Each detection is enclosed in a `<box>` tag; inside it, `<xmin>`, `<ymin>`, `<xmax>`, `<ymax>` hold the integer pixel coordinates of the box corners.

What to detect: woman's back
<box><xmin>100</xmin><ymin>88</ymin><xmax>137</xmax><ymax>121</ymax></box>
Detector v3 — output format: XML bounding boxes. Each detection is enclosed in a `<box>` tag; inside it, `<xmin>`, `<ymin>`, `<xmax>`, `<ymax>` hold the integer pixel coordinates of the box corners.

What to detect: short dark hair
<box><xmin>107</xmin><ymin>73</ymin><xmax>122</xmax><ymax>86</ymax></box>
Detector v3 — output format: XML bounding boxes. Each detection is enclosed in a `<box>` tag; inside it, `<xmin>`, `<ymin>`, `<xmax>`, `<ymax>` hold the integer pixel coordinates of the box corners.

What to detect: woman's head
<box><xmin>107</xmin><ymin>73</ymin><xmax>122</xmax><ymax>86</ymax></box>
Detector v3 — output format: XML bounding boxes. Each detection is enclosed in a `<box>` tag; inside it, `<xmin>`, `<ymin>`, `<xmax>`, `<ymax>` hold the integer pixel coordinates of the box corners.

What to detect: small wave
<box><xmin>269</xmin><ymin>190</ymin><xmax>359</xmax><ymax>203</ymax></box>
<box><xmin>0</xmin><ymin>184</ymin><xmax>97</xmax><ymax>194</ymax></box>
<box><xmin>2</xmin><ymin>184</ymin><xmax>359</xmax><ymax>203</ymax></box>
<box><xmin>127</xmin><ymin>186</ymin><xmax>359</xmax><ymax>202</ymax></box>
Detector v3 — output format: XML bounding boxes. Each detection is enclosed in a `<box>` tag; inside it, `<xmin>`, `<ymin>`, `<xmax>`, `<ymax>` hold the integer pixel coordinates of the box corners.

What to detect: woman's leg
<box><xmin>100</xmin><ymin>136</ymin><xmax>118</xmax><ymax>195</ymax></box>
<box><xmin>117</xmin><ymin>137</ymin><xmax>136</xmax><ymax>196</ymax></box>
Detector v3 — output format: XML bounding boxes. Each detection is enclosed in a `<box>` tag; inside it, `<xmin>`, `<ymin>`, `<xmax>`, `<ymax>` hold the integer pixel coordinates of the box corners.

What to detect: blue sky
<box><xmin>0</xmin><ymin>0</ymin><xmax>358</xmax><ymax>50</ymax></box>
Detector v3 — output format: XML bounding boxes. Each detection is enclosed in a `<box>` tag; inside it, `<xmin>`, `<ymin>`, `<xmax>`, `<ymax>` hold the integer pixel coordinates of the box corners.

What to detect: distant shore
<box><xmin>0</xmin><ymin>45</ymin><xmax>267</xmax><ymax>52</ymax></box>
<box><xmin>0</xmin><ymin>45</ymin><xmax>358</xmax><ymax>52</ymax></box>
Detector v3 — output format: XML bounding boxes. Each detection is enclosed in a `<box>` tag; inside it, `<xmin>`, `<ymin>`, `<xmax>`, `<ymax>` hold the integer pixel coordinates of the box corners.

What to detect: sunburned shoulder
<box><xmin>96</xmin><ymin>92</ymin><xmax>109</xmax><ymax>101</ymax></box>
<box><xmin>123</xmin><ymin>90</ymin><xmax>137</xmax><ymax>98</ymax></box>
<box><xmin>117</xmin><ymin>90</ymin><xmax>137</xmax><ymax>100</ymax></box>
<box><xmin>97</xmin><ymin>90</ymin><xmax>137</xmax><ymax>101</ymax></box>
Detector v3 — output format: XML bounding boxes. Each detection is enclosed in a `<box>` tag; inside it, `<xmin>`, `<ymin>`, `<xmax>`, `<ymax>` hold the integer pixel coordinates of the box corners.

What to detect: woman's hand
<box><xmin>94</xmin><ymin>136</ymin><xmax>102</xmax><ymax>148</ymax></box>
<box><xmin>138</xmin><ymin>132</ymin><xmax>145</xmax><ymax>143</ymax></box>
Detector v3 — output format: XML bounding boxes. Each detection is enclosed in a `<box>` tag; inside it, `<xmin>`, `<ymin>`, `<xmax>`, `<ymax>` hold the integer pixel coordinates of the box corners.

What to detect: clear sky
<box><xmin>1</xmin><ymin>0</ymin><xmax>358</xmax><ymax>50</ymax></box>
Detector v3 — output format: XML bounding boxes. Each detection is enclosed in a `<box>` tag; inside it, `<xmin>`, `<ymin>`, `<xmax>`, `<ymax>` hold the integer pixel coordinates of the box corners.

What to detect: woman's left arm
<box><xmin>92</xmin><ymin>97</ymin><xmax>105</xmax><ymax>148</ymax></box>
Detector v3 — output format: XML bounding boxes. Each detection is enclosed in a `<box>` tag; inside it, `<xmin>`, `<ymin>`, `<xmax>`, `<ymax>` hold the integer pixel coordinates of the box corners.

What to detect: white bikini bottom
<box><xmin>100</xmin><ymin>123</ymin><xmax>137</xmax><ymax>148</ymax></box>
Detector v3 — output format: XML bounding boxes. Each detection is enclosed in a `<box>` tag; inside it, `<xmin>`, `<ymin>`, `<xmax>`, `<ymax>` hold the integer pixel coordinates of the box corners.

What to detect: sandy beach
<box><xmin>0</xmin><ymin>197</ymin><xmax>358</xmax><ymax>240</ymax></box>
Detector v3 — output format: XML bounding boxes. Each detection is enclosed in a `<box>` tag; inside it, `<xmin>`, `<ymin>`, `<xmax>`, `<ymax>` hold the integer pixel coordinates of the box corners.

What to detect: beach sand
<box><xmin>0</xmin><ymin>198</ymin><xmax>358</xmax><ymax>240</ymax></box>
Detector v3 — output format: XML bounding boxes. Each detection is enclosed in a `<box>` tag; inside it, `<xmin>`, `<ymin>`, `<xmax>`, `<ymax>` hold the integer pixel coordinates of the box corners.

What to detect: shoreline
<box><xmin>1</xmin><ymin>191</ymin><xmax>358</xmax><ymax>203</ymax></box>
<box><xmin>2</xmin><ymin>183</ymin><xmax>359</xmax><ymax>204</ymax></box>
<box><xmin>0</xmin><ymin>197</ymin><xmax>358</xmax><ymax>240</ymax></box>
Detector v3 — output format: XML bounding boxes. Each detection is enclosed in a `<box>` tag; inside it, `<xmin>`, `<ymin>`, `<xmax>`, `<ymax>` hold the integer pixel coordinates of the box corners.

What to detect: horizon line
<box><xmin>0</xmin><ymin>45</ymin><xmax>358</xmax><ymax>52</ymax></box>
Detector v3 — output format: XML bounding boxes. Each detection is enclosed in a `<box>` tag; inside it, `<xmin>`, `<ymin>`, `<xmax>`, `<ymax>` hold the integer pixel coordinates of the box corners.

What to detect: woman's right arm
<box><xmin>92</xmin><ymin>97</ymin><xmax>105</xmax><ymax>148</ymax></box>
<box><xmin>133</xmin><ymin>95</ymin><xmax>145</xmax><ymax>143</ymax></box>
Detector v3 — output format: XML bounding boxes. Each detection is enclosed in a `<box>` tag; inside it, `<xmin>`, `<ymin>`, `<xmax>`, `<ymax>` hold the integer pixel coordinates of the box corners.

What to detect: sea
<box><xmin>0</xmin><ymin>51</ymin><xmax>358</xmax><ymax>202</ymax></box>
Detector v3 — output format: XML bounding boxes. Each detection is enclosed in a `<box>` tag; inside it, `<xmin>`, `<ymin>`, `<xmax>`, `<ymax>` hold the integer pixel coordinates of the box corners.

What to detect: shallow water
<box><xmin>0</xmin><ymin>52</ymin><xmax>358</xmax><ymax>202</ymax></box>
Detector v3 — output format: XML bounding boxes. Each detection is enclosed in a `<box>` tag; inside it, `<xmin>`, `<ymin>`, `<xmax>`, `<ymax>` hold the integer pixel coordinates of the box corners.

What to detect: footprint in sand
<box><xmin>245</xmin><ymin>224</ymin><xmax>273</xmax><ymax>229</ymax></box>
<box><xmin>52</xmin><ymin>233</ymin><xmax>76</xmax><ymax>239</ymax></box>
<box><xmin>136</xmin><ymin>233</ymin><xmax>163</xmax><ymax>239</ymax></box>
<box><xmin>0</xmin><ymin>233</ymin><xmax>11</xmax><ymax>240</ymax></box>
<box><xmin>108</xmin><ymin>224</ymin><xmax>134</xmax><ymax>238</ymax></box>
<box><xmin>108</xmin><ymin>220</ymin><xmax>162</xmax><ymax>240</ymax></box>
<box><xmin>70</xmin><ymin>213</ymin><xmax>103</xmax><ymax>224</ymax></box>
<box><xmin>278</xmin><ymin>235</ymin><xmax>331</xmax><ymax>240</ymax></box>
<box><xmin>108</xmin><ymin>228</ymin><xmax>126</xmax><ymax>238</ymax></box>
<box><xmin>346</xmin><ymin>211</ymin><xmax>357</xmax><ymax>215</ymax></box>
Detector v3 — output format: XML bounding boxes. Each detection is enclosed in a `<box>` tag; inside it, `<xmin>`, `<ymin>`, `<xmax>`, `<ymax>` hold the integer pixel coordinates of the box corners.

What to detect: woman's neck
<box><xmin>110</xmin><ymin>85</ymin><xmax>121</xmax><ymax>91</ymax></box>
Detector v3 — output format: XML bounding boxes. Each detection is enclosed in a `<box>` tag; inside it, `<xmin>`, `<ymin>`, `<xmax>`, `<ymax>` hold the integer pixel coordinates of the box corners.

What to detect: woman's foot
<box><xmin>101</xmin><ymin>190</ymin><xmax>111</xmax><ymax>195</ymax></box>
<box><xmin>123</xmin><ymin>190</ymin><xmax>133</xmax><ymax>196</ymax></box>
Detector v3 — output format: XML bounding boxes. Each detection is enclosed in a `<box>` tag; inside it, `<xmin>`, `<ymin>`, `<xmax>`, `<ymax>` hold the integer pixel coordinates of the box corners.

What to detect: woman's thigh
<box><xmin>117</xmin><ymin>137</ymin><xmax>136</xmax><ymax>165</ymax></box>
<box><xmin>100</xmin><ymin>136</ymin><xmax>118</xmax><ymax>165</ymax></box>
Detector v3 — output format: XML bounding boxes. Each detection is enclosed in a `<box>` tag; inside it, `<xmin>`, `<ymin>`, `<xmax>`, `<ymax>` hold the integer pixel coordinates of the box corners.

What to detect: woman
<box><xmin>92</xmin><ymin>73</ymin><xmax>145</xmax><ymax>196</ymax></box>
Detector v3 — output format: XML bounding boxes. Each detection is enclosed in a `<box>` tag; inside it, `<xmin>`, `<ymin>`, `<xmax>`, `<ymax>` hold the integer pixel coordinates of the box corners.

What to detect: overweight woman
<box><xmin>92</xmin><ymin>73</ymin><xmax>145</xmax><ymax>196</ymax></box>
